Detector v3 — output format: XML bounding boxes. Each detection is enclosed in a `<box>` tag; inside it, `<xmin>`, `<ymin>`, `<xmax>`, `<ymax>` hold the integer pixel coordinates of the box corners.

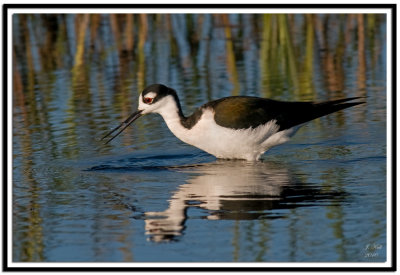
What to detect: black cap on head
<box><xmin>141</xmin><ymin>84</ymin><xmax>179</xmax><ymax>105</ymax></box>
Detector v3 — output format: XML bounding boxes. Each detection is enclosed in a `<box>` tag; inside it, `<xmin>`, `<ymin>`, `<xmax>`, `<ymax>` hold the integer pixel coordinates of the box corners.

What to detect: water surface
<box><xmin>12</xmin><ymin>13</ymin><xmax>387</xmax><ymax>263</ymax></box>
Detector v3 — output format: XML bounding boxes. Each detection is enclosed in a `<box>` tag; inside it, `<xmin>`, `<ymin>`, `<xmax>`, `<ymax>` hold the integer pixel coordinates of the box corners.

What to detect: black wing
<box><xmin>210</xmin><ymin>96</ymin><xmax>364</xmax><ymax>130</ymax></box>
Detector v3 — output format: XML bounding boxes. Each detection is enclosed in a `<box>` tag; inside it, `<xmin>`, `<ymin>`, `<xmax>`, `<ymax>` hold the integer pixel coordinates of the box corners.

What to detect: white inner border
<box><xmin>5</xmin><ymin>6</ymin><xmax>393</xmax><ymax>269</ymax></box>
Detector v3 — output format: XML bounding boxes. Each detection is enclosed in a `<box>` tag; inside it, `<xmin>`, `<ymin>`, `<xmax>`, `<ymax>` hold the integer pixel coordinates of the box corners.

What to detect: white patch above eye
<box><xmin>144</xmin><ymin>92</ymin><xmax>157</xmax><ymax>99</ymax></box>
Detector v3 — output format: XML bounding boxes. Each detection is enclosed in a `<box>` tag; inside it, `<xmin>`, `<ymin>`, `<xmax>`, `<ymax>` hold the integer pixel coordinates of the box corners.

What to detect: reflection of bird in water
<box><xmin>143</xmin><ymin>160</ymin><xmax>345</xmax><ymax>242</ymax></box>
<box><xmin>102</xmin><ymin>84</ymin><xmax>364</xmax><ymax>161</ymax></box>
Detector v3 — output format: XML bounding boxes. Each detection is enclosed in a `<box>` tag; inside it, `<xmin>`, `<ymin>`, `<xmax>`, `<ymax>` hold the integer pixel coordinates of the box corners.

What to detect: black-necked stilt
<box><xmin>102</xmin><ymin>84</ymin><xmax>364</xmax><ymax>161</ymax></box>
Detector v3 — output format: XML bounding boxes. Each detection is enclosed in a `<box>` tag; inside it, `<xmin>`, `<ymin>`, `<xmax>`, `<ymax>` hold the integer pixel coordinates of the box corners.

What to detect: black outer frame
<box><xmin>2</xmin><ymin>3</ymin><xmax>396</xmax><ymax>272</ymax></box>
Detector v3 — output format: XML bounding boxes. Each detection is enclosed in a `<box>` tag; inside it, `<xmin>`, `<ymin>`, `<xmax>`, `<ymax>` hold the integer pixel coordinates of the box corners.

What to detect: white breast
<box><xmin>159</xmin><ymin>108</ymin><xmax>297</xmax><ymax>161</ymax></box>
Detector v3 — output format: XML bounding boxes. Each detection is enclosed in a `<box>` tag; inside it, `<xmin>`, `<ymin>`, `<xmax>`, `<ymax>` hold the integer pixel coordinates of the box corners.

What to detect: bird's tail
<box><xmin>277</xmin><ymin>97</ymin><xmax>365</xmax><ymax>131</ymax></box>
<box><xmin>313</xmin><ymin>97</ymin><xmax>366</xmax><ymax>118</ymax></box>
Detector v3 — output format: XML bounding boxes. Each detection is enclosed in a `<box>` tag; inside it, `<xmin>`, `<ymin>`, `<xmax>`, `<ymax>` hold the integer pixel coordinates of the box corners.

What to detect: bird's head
<box><xmin>138</xmin><ymin>84</ymin><xmax>180</xmax><ymax>115</ymax></box>
<box><xmin>102</xmin><ymin>84</ymin><xmax>181</xmax><ymax>144</ymax></box>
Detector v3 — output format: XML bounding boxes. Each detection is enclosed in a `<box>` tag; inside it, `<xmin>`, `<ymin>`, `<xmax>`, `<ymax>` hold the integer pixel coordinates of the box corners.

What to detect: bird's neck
<box><xmin>156</xmin><ymin>95</ymin><xmax>203</xmax><ymax>139</ymax></box>
<box><xmin>155</xmin><ymin>96</ymin><xmax>188</xmax><ymax>131</ymax></box>
<box><xmin>155</xmin><ymin>95</ymin><xmax>184</xmax><ymax>118</ymax></box>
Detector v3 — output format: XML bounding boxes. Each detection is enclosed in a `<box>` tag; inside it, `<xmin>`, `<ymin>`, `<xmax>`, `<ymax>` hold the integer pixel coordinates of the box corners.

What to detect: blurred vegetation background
<box><xmin>13</xmin><ymin>13</ymin><xmax>385</xmax><ymax>102</ymax></box>
<box><xmin>12</xmin><ymin>13</ymin><xmax>387</xmax><ymax>262</ymax></box>
<box><xmin>12</xmin><ymin>13</ymin><xmax>386</xmax><ymax>155</ymax></box>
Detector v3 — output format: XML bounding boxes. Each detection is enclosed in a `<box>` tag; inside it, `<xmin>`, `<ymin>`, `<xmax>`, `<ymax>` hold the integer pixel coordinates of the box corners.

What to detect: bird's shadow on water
<box><xmin>85</xmin><ymin>150</ymin><xmax>212</xmax><ymax>172</ymax></box>
<box><xmin>86</xmin><ymin>151</ymin><xmax>347</xmax><ymax>243</ymax></box>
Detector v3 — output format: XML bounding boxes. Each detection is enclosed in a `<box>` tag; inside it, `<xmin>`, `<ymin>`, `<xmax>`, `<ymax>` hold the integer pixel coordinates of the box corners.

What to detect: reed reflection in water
<box><xmin>12</xmin><ymin>12</ymin><xmax>387</xmax><ymax>262</ymax></box>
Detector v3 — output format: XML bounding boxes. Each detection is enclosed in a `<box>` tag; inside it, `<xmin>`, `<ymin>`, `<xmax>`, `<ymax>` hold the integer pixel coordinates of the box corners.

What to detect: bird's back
<box><xmin>197</xmin><ymin>96</ymin><xmax>364</xmax><ymax>131</ymax></box>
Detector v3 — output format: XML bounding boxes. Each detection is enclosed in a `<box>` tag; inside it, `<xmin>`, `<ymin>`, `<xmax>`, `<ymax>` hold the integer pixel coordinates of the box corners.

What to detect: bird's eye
<box><xmin>144</xmin><ymin>97</ymin><xmax>154</xmax><ymax>104</ymax></box>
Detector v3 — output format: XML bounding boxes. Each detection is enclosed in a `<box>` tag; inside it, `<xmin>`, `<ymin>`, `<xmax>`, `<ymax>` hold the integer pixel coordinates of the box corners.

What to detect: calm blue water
<box><xmin>12</xmin><ymin>13</ymin><xmax>387</xmax><ymax>263</ymax></box>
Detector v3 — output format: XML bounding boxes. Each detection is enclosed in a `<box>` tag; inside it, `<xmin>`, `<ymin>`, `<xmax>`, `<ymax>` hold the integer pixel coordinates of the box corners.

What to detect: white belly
<box><xmin>162</xmin><ymin>109</ymin><xmax>297</xmax><ymax>161</ymax></box>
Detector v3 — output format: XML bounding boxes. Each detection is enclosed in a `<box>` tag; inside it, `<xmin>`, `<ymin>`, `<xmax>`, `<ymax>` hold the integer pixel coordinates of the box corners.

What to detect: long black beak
<box><xmin>102</xmin><ymin>110</ymin><xmax>143</xmax><ymax>144</ymax></box>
